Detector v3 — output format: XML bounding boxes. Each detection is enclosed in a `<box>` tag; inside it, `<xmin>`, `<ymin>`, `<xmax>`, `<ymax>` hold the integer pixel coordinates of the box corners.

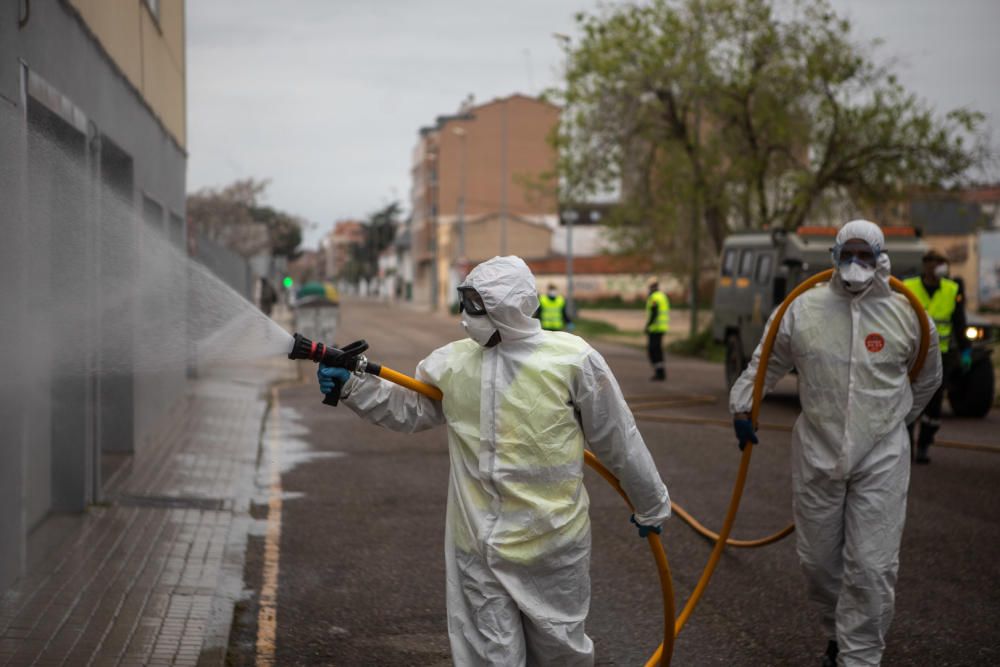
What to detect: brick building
<box><xmin>409</xmin><ymin>94</ymin><xmax>561</xmax><ymax>309</ymax></box>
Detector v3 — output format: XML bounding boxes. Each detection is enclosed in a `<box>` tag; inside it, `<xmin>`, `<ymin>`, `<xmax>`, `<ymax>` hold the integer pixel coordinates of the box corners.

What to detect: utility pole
<box><xmin>453</xmin><ymin>127</ymin><xmax>467</xmax><ymax>264</ymax></box>
<box><xmin>564</xmin><ymin>209</ymin><xmax>577</xmax><ymax>320</ymax></box>
<box><xmin>500</xmin><ymin>98</ymin><xmax>508</xmax><ymax>255</ymax></box>
<box><xmin>689</xmin><ymin>0</ymin><xmax>704</xmax><ymax>341</ymax></box>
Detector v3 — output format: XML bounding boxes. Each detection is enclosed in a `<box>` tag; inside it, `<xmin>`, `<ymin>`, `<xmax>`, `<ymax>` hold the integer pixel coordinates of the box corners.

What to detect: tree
<box><xmin>553</xmin><ymin>0</ymin><xmax>987</xmax><ymax>336</ymax></box>
<box><xmin>340</xmin><ymin>202</ymin><xmax>401</xmax><ymax>285</ymax></box>
<box><xmin>187</xmin><ymin>178</ymin><xmax>303</xmax><ymax>258</ymax></box>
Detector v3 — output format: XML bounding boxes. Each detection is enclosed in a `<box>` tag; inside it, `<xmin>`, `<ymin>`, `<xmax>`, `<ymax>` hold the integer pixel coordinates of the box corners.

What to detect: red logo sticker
<box><xmin>865</xmin><ymin>333</ymin><xmax>885</xmax><ymax>353</ymax></box>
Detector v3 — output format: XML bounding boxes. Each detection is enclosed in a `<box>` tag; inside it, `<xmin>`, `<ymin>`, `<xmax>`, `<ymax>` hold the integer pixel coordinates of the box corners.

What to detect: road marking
<box><xmin>256</xmin><ymin>387</ymin><xmax>283</xmax><ymax>667</ymax></box>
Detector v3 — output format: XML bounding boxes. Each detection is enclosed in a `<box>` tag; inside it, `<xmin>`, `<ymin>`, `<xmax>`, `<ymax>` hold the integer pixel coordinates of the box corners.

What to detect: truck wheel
<box><xmin>725</xmin><ymin>335</ymin><xmax>747</xmax><ymax>389</ymax></box>
<box><xmin>948</xmin><ymin>357</ymin><xmax>995</xmax><ymax>418</ymax></box>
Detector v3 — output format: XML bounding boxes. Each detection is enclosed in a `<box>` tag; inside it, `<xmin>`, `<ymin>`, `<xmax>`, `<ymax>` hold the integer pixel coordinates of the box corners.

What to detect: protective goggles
<box><xmin>457</xmin><ymin>288</ymin><xmax>487</xmax><ymax>317</ymax></box>
<box><xmin>831</xmin><ymin>241</ymin><xmax>879</xmax><ymax>269</ymax></box>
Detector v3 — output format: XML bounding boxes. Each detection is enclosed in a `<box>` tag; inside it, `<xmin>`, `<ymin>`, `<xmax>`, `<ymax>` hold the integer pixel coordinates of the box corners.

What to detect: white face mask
<box><xmin>462</xmin><ymin>315</ymin><xmax>499</xmax><ymax>347</ymax></box>
<box><xmin>839</xmin><ymin>262</ymin><xmax>876</xmax><ymax>293</ymax></box>
<box><xmin>934</xmin><ymin>263</ymin><xmax>949</xmax><ymax>278</ymax></box>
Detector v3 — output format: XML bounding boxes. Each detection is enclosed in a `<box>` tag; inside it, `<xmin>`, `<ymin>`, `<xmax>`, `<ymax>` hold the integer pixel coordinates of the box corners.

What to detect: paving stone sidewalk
<box><xmin>0</xmin><ymin>358</ymin><xmax>296</xmax><ymax>667</ymax></box>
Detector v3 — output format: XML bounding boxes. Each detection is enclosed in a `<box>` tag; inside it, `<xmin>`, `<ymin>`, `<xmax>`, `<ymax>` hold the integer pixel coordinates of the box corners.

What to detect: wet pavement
<box><xmin>0</xmin><ymin>357</ymin><xmax>295</xmax><ymax>667</ymax></box>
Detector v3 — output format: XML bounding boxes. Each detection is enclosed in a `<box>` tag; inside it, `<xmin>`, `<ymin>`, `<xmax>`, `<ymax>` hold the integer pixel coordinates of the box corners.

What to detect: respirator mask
<box><xmin>934</xmin><ymin>263</ymin><xmax>949</xmax><ymax>278</ymax></box>
<box><xmin>458</xmin><ymin>288</ymin><xmax>501</xmax><ymax>347</ymax></box>
<box><xmin>832</xmin><ymin>239</ymin><xmax>879</xmax><ymax>294</ymax></box>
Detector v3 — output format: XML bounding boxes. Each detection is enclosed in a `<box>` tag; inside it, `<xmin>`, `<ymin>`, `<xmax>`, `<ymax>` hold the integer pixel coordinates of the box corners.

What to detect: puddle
<box><xmin>257</xmin><ymin>404</ymin><xmax>346</xmax><ymax>500</ymax></box>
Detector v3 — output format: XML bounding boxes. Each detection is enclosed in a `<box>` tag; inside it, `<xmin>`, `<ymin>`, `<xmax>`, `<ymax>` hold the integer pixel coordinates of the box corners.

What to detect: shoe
<box><xmin>820</xmin><ymin>640</ymin><xmax>838</xmax><ymax>667</ymax></box>
<box><xmin>650</xmin><ymin>368</ymin><xmax>666</xmax><ymax>382</ymax></box>
<box><xmin>915</xmin><ymin>445</ymin><xmax>931</xmax><ymax>464</ymax></box>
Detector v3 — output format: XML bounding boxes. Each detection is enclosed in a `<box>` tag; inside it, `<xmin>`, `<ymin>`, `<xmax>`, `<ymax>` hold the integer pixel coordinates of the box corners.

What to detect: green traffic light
<box><xmin>283</xmin><ymin>276</ymin><xmax>294</xmax><ymax>289</ymax></box>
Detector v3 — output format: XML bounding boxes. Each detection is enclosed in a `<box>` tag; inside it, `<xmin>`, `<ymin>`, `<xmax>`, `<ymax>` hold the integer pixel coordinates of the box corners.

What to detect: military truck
<box><xmin>712</xmin><ymin>226</ymin><xmax>996</xmax><ymax>417</ymax></box>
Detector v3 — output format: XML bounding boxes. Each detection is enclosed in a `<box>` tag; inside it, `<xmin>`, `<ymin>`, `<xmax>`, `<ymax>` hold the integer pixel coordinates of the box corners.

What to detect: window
<box><xmin>738</xmin><ymin>250</ymin><xmax>754</xmax><ymax>277</ymax></box>
<box><xmin>721</xmin><ymin>249</ymin><xmax>737</xmax><ymax>276</ymax></box>
<box><xmin>169</xmin><ymin>212</ymin><xmax>184</xmax><ymax>247</ymax></box>
<box><xmin>143</xmin><ymin>194</ymin><xmax>164</xmax><ymax>232</ymax></box>
<box><xmin>755</xmin><ymin>254</ymin><xmax>773</xmax><ymax>284</ymax></box>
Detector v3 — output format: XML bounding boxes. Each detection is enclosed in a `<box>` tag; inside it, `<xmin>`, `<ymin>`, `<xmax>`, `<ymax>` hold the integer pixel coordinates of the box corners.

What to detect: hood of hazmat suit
<box><xmin>342</xmin><ymin>255</ymin><xmax>671</xmax><ymax>665</ymax></box>
<box><xmin>729</xmin><ymin>220</ymin><xmax>942</xmax><ymax>665</ymax></box>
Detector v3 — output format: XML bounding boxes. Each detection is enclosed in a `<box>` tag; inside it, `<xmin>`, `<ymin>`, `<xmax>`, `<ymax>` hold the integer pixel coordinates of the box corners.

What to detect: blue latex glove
<box><xmin>960</xmin><ymin>349</ymin><xmax>972</xmax><ymax>373</ymax></box>
<box><xmin>734</xmin><ymin>418</ymin><xmax>758</xmax><ymax>451</ymax></box>
<box><xmin>630</xmin><ymin>514</ymin><xmax>662</xmax><ymax>538</ymax></box>
<box><xmin>318</xmin><ymin>365</ymin><xmax>352</xmax><ymax>396</ymax></box>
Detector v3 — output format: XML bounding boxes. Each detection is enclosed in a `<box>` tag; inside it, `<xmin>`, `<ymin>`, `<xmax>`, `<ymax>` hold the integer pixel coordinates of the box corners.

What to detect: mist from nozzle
<box><xmin>1</xmin><ymin>101</ymin><xmax>294</xmax><ymax>382</ymax></box>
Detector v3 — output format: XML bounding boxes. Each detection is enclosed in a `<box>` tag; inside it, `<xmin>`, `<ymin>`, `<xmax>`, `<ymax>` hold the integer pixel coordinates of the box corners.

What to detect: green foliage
<box><xmin>340</xmin><ymin>201</ymin><xmax>401</xmax><ymax>284</ymax></box>
<box><xmin>249</xmin><ymin>205</ymin><xmax>303</xmax><ymax>257</ymax></box>
<box><xmin>552</xmin><ymin>0</ymin><xmax>988</xmax><ymax>257</ymax></box>
<box><xmin>572</xmin><ymin>317</ymin><xmax>624</xmax><ymax>337</ymax></box>
<box><xmin>187</xmin><ymin>178</ymin><xmax>304</xmax><ymax>258</ymax></box>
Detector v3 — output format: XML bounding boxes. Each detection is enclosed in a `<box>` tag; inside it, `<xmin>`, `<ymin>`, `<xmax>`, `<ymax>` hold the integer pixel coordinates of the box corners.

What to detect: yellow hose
<box><xmin>370</xmin><ymin>270</ymin><xmax>930</xmax><ymax>667</ymax></box>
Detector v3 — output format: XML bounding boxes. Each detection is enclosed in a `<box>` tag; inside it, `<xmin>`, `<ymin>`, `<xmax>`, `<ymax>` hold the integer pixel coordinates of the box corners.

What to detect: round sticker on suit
<box><xmin>865</xmin><ymin>333</ymin><xmax>885</xmax><ymax>353</ymax></box>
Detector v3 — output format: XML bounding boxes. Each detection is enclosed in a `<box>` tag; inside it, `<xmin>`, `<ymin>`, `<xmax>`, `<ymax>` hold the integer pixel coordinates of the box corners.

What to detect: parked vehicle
<box><xmin>712</xmin><ymin>227</ymin><xmax>996</xmax><ymax>417</ymax></box>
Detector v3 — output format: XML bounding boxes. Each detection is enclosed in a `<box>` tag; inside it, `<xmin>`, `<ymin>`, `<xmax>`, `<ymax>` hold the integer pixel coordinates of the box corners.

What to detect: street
<box><xmin>228</xmin><ymin>298</ymin><xmax>1000</xmax><ymax>666</ymax></box>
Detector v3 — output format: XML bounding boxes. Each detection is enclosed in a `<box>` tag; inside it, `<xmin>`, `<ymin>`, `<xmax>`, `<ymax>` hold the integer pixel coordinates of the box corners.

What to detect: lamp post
<box><xmin>563</xmin><ymin>209</ymin><xmax>577</xmax><ymax>319</ymax></box>
<box><xmin>452</xmin><ymin>126</ymin><xmax>467</xmax><ymax>264</ymax></box>
<box><xmin>499</xmin><ymin>98</ymin><xmax>508</xmax><ymax>255</ymax></box>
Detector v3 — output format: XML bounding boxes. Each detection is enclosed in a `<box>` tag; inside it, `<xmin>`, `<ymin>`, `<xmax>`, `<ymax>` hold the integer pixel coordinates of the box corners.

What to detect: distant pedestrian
<box><xmin>259</xmin><ymin>277</ymin><xmax>277</xmax><ymax>316</ymax></box>
<box><xmin>645</xmin><ymin>278</ymin><xmax>669</xmax><ymax>381</ymax></box>
<box><xmin>535</xmin><ymin>283</ymin><xmax>573</xmax><ymax>331</ymax></box>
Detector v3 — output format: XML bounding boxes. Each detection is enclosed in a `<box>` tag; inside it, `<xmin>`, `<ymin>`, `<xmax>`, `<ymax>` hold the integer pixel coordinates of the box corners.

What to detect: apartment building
<box><xmin>409</xmin><ymin>94</ymin><xmax>560</xmax><ymax>309</ymax></box>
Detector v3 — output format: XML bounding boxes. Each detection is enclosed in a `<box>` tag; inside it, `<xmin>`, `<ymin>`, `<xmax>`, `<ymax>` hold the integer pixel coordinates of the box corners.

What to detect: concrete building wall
<box><xmin>0</xmin><ymin>0</ymin><xmax>187</xmax><ymax>592</ymax></box>
<box><xmin>68</xmin><ymin>0</ymin><xmax>186</xmax><ymax>147</ymax></box>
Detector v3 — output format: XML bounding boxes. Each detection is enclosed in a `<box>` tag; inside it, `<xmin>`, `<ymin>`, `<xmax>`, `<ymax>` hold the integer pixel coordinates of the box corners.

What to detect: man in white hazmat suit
<box><xmin>729</xmin><ymin>220</ymin><xmax>942</xmax><ymax>667</ymax></box>
<box><xmin>317</xmin><ymin>255</ymin><xmax>671</xmax><ymax>665</ymax></box>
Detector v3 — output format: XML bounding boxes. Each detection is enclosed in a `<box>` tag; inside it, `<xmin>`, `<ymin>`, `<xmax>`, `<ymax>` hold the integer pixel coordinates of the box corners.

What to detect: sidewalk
<box><xmin>0</xmin><ymin>356</ymin><xmax>296</xmax><ymax>666</ymax></box>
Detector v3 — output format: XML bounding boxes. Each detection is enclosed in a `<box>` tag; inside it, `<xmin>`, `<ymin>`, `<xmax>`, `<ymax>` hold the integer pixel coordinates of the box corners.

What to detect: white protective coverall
<box><xmin>340</xmin><ymin>256</ymin><xmax>671</xmax><ymax>665</ymax></box>
<box><xmin>730</xmin><ymin>221</ymin><xmax>942</xmax><ymax>666</ymax></box>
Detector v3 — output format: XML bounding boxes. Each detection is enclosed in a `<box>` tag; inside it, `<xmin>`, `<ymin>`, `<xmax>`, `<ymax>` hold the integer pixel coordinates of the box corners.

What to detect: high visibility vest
<box><xmin>646</xmin><ymin>290</ymin><xmax>670</xmax><ymax>333</ymax></box>
<box><xmin>538</xmin><ymin>294</ymin><xmax>566</xmax><ymax>331</ymax></box>
<box><xmin>904</xmin><ymin>276</ymin><xmax>959</xmax><ymax>353</ymax></box>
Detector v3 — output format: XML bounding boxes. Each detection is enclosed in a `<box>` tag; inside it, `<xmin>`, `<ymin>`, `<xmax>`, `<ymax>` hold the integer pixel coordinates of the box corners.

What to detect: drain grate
<box><xmin>116</xmin><ymin>494</ymin><xmax>228</xmax><ymax>511</ymax></box>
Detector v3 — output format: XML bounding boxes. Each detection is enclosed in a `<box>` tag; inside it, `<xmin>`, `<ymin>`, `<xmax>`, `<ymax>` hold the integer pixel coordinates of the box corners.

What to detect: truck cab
<box><xmin>713</xmin><ymin>226</ymin><xmax>995</xmax><ymax>416</ymax></box>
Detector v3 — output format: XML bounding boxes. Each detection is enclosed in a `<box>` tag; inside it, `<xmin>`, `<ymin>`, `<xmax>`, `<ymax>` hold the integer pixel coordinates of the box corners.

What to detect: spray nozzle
<box><xmin>289</xmin><ymin>333</ymin><xmax>372</xmax><ymax>407</ymax></box>
<box><xmin>288</xmin><ymin>333</ymin><xmax>369</xmax><ymax>372</ymax></box>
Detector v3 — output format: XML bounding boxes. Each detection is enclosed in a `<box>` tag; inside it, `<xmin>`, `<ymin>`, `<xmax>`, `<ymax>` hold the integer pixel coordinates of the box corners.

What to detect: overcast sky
<box><xmin>186</xmin><ymin>0</ymin><xmax>1000</xmax><ymax>248</ymax></box>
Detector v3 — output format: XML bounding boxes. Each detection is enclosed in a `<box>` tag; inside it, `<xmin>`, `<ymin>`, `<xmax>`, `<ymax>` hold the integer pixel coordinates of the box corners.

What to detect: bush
<box><xmin>572</xmin><ymin>317</ymin><xmax>622</xmax><ymax>337</ymax></box>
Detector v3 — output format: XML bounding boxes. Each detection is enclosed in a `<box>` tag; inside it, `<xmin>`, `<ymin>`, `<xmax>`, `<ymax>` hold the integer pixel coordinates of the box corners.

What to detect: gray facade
<box><xmin>0</xmin><ymin>1</ymin><xmax>187</xmax><ymax>591</ymax></box>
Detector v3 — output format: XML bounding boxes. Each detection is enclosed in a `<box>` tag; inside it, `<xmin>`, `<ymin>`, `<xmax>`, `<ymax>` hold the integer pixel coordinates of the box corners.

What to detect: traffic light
<box><xmin>283</xmin><ymin>276</ymin><xmax>294</xmax><ymax>289</ymax></box>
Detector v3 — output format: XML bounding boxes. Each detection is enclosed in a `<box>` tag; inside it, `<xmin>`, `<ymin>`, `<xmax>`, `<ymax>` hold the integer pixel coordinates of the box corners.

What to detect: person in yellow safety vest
<box><xmin>534</xmin><ymin>283</ymin><xmax>574</xmax><ymax>331</ymax></box>
<box><xmin>903</xmin><ymin>249</ymin><xmax>972</xmax><ymax>464</ymax></box>
<box><xmin>645</xmin><ymin>279</ymin><xmax>670</xmax><ymax>381</ymax></box>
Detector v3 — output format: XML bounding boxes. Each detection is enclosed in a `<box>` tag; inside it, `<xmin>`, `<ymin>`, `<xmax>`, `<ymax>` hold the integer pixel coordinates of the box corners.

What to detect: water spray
<box><xmin>287</xmin><ymin>333</ymin><xmax>443</xmax><ymax>406</ymax></box>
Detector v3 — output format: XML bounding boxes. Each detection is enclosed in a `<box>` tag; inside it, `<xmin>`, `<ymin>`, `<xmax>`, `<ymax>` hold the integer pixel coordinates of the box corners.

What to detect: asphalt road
<box><xmin>229</xmin><ymin>298</ymin><xmax>1000</xmax><ymax>666</ymax></box>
